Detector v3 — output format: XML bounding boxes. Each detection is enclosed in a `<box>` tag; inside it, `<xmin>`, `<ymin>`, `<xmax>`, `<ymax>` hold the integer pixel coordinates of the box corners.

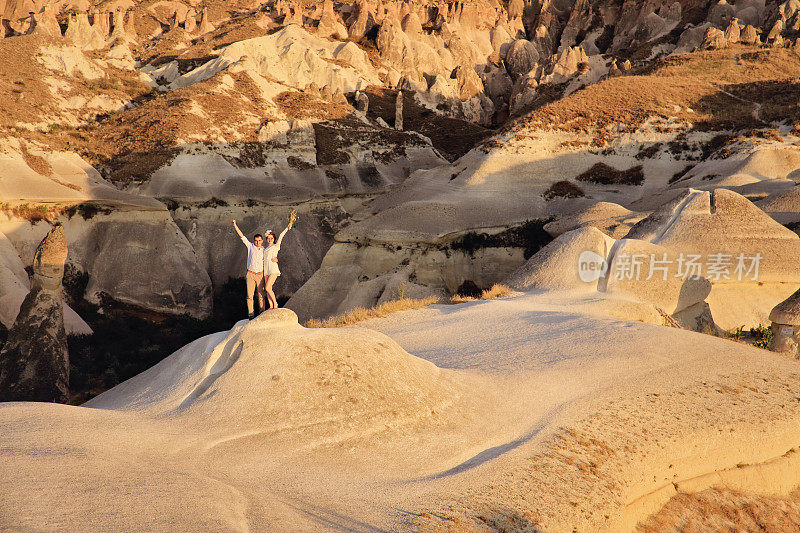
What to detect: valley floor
<box><xmin>2</xmin><ymin>291</ymin><xmax>800</xmax><ymax>531</ymax></box>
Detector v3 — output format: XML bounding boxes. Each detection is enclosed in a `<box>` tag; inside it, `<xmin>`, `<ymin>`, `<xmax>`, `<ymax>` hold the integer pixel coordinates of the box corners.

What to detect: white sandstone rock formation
<box><xmin>171</xmin><ymin>25</ymin><xmax>380</xmax><ymax>94</ymax></box>
<box><xmin>626</xmin><ymin>188</ymin><xmax>800</xmax><ymax>329</ymax></box>
<box><xmin>504</xmin><ymin>226</ymin><xmax>714</xmax><ymax>329</ymax></box>
<box><xmin>543</xmin><ymin>202</ymin><xmax>647</xmax><ymax>238</ymax></box>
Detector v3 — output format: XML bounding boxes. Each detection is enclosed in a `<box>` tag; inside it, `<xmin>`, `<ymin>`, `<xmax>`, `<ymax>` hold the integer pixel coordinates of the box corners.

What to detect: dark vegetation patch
<box><xmin>752</xmin><ymin>127</ymin><xmax>783</xmax><ymax>141</ymax></box>
<box><xmin>667</xmin><ymin>132</ymin><xmax>690</xmax><ymax>155</ymax></box>
<box><xmin>635</xmin><ymin>143</ymin><xmax>662</xmax><ymax>160</ymax></box>
<box><xmin>0</xmin><ymin>202</ymin><xmax>55</xmax><ymax>223</ymax></box>
<box><xmin>356</xmin><ymin>165</ymin><xmax>383</xmax><ymax>188</ymax></box>
<box><xmin>542</xmin><ymin>180</ymin><xmax>585</xmax><ymax>200</ymax></box>
<box><xmin>197</xmin><ymin>197</ymin><xmax>229</xmax><ymax>208</ymax></box>
<box><xmin>700</xmin><ymin>133</ymin><xmax>735</xmax><ymax>159</ymax></box>
<box><xmin>222</xmin><ymin>142</ymin><xmax>268</xmax><ymax>168</ymax></box>
<box><xmin>594</xmin><ymin>24</ymin><xmax>615</xmax><ymax>53</ymax></box>
<box><xmin>361</xmin><ymin>86</ymin><xmax>491</xmax><ymax>161</ymax></box>
<box><xmin>312</xmin><ymin>123</ymin><xmax>352</xmax><ymax>165</ymax></box>
<box><xmin>669</xmin><ymin>164</ymin><xmax>695</xmax><ymax>184</ymax></box>
<box><xmin>19</xmin><ymin>142</ymin><xmax>53</xmax><ymax>176</ymax></box>
<box><xmin>63</xmin><ymin>202</ymin><xmax>113</xmax><ymax>220</ymax></box>
<box><xmin>158</xmin><ymin>197</ymin><xmax>179</xmax><ymax>211</ymax></box>
<box><xmin>313</xmin><ymin>116</ymin><xmax>422</xmax><ymax>166</ymax></box>
<box><xmin>325</xmin><ymin>168</ymin><xmax>348</xmax><ymax>190</ymax></box>
<box><xmin>576</xmin><ymin>162</ymin><xmax>645</xmax><ymax>185</ymax></box>
<box><xmin>287</xmin><ymin>155</ymin><xmax>316</xmax><ymax>169</ymax></box>
<box><xmin>62</xmin><ymin>265</ymin><xmax>90</xmax><ymax>309</ymax></box>
<box><xmin>449</xmin><ymin>219</ymin><xmax>553</xmax><ymax>259</ymax></box>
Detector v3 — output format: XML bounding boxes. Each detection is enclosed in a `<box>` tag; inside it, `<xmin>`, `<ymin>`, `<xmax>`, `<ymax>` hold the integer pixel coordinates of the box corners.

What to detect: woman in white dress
<box><xmin>263</xmin><ymin>211</ymin><xmax>295</xmax><ymax>310</ymax></box>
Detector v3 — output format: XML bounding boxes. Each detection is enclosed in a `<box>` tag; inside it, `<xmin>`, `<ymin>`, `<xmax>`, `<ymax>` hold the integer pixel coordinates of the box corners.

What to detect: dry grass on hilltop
<box><xmin>639</xmin><ymin>486</ymin><xmax>800</xmax><ymax>532</ymax></box>
<box><xmin>0</xmin><ymin>34</ymin><xmax>149</xmax><ymax>136</ymax></box>
<box><xmin>511</xmin><ymin>47</ymin><xmax>800</xmax><ymax>143</ymax></box>
<box><xmin>304</xmin><ymin>296</ymin><xmax>441</xmax><ymax>328</ymax></box>
<box><xmin>450</xmin><ymin>284</ymin><xmax>514</xmax><ymax>303</ymax></box>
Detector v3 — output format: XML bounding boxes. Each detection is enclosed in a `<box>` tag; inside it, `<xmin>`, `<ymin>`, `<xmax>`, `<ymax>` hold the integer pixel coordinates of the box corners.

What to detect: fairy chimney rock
<box><xmin>395</xmin><ymin>90</ymin><xmax>403</xmax><ymax>131</ymax></box>
<box><xmin>0</xmin><ymin>225</ymin><xmax>70</xmax><ymax>403</ymax></box>
<box><xmin>769</xmin><ymin>289</ymin><xmax>800</xmax><ymax>357</ymax></box>
<box><xmin>355</xmin><ymin>90</ymin><xmax>369</xmax><ymax>113</ymax></box>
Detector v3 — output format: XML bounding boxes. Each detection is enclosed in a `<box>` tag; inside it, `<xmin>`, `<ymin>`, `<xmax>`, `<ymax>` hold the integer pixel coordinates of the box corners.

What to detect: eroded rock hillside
<box><xmin>0</xmin><ymin>0</ymin><xmax>799</xmax><ymax>326</ymax></box>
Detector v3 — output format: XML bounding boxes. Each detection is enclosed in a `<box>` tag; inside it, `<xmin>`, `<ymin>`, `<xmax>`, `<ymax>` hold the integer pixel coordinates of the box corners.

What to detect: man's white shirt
<box><xmin>241</xmin><ymin>235</ymin><xmax>264</xmax><ymax>272</ymax></box>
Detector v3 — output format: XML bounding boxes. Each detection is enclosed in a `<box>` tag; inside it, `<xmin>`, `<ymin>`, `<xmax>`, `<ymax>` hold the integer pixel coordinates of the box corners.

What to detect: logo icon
<box><xmin>578</xmin><ymin>250</ymin><xmax>608</xmax><ymax>282</ymax></box>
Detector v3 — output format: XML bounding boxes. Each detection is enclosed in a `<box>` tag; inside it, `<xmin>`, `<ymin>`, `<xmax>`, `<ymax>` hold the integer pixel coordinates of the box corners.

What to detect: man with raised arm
<box><xmin>232</xmin><ymin>220</ymin><xmax>266</xmax><ymax>319</ymax></box>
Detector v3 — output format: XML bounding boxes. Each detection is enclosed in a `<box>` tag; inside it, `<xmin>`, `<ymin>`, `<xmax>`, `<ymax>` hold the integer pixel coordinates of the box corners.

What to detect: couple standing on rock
<box><xmin>232</xmin><ymin>210</ymin><xmax>295</xmax><ymax>318</ymax></box>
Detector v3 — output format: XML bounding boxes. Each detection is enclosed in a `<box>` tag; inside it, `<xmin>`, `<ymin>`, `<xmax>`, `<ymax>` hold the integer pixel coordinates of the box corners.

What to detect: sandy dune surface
<box><xmin>2</xmin><ymin>293</ymin><xmax>800</xmax><ymax>531</ymax></box>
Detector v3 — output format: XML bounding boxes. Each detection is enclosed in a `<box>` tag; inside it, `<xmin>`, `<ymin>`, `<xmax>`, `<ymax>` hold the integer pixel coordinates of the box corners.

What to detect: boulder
<box><xmin>184</xmin><ymin>10</ymin><xmax>197</xmax><ymax>33</ymax></box>
<box><xmin>78</xmin><ymin>214</ymin><xmax>213</xmax><ymax>318</ymax></box>
<box><xmin>770</xmin><ymin>288</ymin><xmax>800</xmax><ymax>356</ymax></box>
<box><xmin>700</xmin><ymin>27</ymin><xmax>727</xmax><ymax>49</ymax></box>
<box><xmin>508</xmin><ymin>0</ymin><xmax>524</xmax><ymax>20</ymax></box>
<box><xmin>766</xmin><ymin>18</ymin><xmax>784</xmax><ymax>41</ymax></box>
<box><xmin>348</xmin><ymin>0</ymin><xmax>375</xmax><ymax>40</ymax></box>
<box><xmin>355</xmin><ymin>90</ymin><xmax>369</xmax><ymax>113</ymax></box>
<box><xmin>317</xmin><ymin>0</ymin><xmax>347</xmax><ymax>39</ymax></box>
<box><xmin>505</xmin><ymin>226</ymin><xmax>714</xmax><ymax>327</ymax></box>
<box><xmin>740</xmin><ymin>24</ymin><xmax>759</xmax><ymax>44</ymax></box>
<box><xmin>0</xmin><ymin>226</ymin><xmax>69</xmax><ymax>403</ymax></box>
<box><xmin>198</xmin><ymin>7</ymin><xmax>214</xmax><ymax>34</ymax></box>
<box><xmin>504</xmin><ymin>39</ymin><xmax>539</xmax><ymax>79</ymax></box>
<box><xmin>602</xmin><ymin>239</ymin><xmax>713</xmax><ymax>317</ymax></box>
<box><xmin>401</xmin><ymin>12</ymin><xmax>423</xmax><ymax>36</ymax></box>
<box><xmin>707</xmin><ymin>0</ymin><xmax>736</xmax><ymax>27</ymax></box>
<box><xmin>674</xmin><ymin>22</ymin><xmax>712</xmax><ymax>53</ymax></box>
<box><xmin>724</xmin><ymin>18</ymin><xmax>741</xmax><ymax>43</ymax></box>
<box><xmin>0</xmin><ymin>230</ymin><xmax>91</xmax><ymax>335</ymax></box>
<box><xmin>626</xmin><ymin>188</ymin><xmax>800</xmax><ymax>329</ymax></box>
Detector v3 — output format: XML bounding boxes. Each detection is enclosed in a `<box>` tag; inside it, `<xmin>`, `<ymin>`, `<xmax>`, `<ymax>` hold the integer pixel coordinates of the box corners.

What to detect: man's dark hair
<box><xmin>254</xmin><ymin>233</ymin><xmax>263</xmax><ymax>240</ymax></box>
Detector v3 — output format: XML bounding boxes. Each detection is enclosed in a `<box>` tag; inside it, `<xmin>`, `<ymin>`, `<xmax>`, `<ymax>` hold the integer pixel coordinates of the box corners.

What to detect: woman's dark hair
<box><xmin>266</xmin><ymin>231</ymin><xmax>276</xmax><ymax>241</ymax></box>
<box><xmin>254</xmin><ymin>233</ymin><xmax>263</xmax><ymax>240</ymax></box>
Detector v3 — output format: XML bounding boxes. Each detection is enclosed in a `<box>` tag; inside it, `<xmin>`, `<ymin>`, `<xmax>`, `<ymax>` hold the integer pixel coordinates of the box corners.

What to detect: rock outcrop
<box><xmin>0</xmin><ymin>226</ymin><xmax>69</xmax><ymax>403</ymax></box>
<box><xmin>395</xmin><ymin>90</ymin><xmax>403</xmax><ymax>130</ymax></box>
<box><xmin>770</xmin><ymin>289</ymin><xmax>800</xmax><ymax>357</ymax></box>
<box><xmin>625</xmin><ymin>189</ymin><xmax>800</xmax><ymax>329</ymax></box>
<box><xmin>504</xmin><ymin>226</ymin><xmax>715</xmax><ymax>330</ymax></box>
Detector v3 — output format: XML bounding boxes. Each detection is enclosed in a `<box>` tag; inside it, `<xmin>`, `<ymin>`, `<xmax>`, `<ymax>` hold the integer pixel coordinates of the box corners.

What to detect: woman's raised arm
<box><xmin>276</xmin><ymin>225</ymin><xmax>290</xmax><ymax>248</ymax></box>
